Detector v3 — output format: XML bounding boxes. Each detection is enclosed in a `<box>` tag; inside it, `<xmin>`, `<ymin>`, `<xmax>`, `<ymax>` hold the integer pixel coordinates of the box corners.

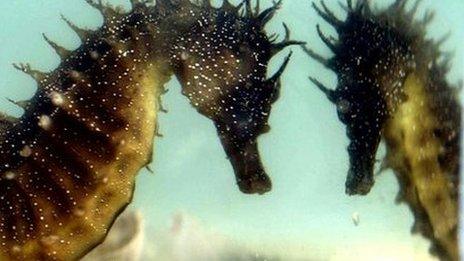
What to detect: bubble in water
<box><xmin>352</xmin><ymin>212</ymin><xmax>360</xmax><ymax>226</ymax></box>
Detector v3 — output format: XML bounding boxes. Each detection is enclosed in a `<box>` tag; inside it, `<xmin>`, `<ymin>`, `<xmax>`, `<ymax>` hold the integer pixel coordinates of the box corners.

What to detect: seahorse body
<box><xmin>0</xmin><ymin>0</ymin><xmax>296</xmax><ymax>260</ymax></box>
<box><xmin>304</xmin><ymin>0</ymin><xmax>461</xmax><ymax>260</ymax></box>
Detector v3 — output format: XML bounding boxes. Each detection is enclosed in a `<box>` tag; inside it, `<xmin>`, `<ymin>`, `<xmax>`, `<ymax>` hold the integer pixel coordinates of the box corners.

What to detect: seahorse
<box><xmin>303</xmin><ymin>0</ymin><xmax>461</xmax><ymax>260</ymax></box>
<box><xmin>0</xmin><ymin>0</ymin><xmax>298</xmax><ymax>260</ymax></box>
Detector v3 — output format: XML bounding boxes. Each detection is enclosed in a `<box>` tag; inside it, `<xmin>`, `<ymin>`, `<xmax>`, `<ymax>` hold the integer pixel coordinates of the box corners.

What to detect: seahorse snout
<box><xmin>235</xmin><ymin>153</ymin><xmax>272</xmax><ymax>195</ymax></box>
<box><xmin>217</xmin><ymin>132</ymin><xmax>272</xmax><ymax>195</ymax></box>
<box><xmin>345</xmin><ymin>155</ymin><xmax>375</xmax><ymax>196</ymax></box>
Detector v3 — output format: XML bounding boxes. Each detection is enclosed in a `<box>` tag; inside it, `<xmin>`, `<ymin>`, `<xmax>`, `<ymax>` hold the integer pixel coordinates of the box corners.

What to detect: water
<box><xmin>0</xmin><ymin>0</ymin><xmax>462</xmax><ymax>260</ymax></box>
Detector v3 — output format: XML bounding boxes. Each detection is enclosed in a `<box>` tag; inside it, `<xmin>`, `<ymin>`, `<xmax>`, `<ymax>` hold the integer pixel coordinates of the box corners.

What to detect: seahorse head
<box><xmin>170</xmin><ymin>1</ymin><xmax>300</xmax><ymax>194</ymax></box>
<box><xmin>305</xmin><ymin>0</ymin><xmax>414</xmax><ymax>195</ymax></box>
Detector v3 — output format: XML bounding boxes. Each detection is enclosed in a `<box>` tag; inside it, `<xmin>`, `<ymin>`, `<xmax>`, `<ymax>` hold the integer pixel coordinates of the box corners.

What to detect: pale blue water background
<box><xmin>0</xmin><ymin>0</ymin><xmax>462</xmax><ymax>260</ymax></box>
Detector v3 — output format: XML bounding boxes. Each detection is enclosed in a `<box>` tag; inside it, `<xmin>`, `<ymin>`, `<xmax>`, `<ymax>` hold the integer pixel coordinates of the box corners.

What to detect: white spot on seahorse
<box><xmin>40</xmin><ymin>235</ymin><xmax>59</xmax><ymax>247</ymax></box>
<box><xmin>90</xmin><ymin>51</ymin><xmax>100</xmax><ymax>60</ymax></box>
<box><xmin>69</xmin><ymin>70</ymin><xmax>81</xmax><ymax>79</ymax></box>
<box><xmin>11</xmin><ymin>245</ymin><xmax>21</xmax><ymax>253</ymax></box>
<box><xmin>49</xmin><ymin>91</ymin><xmax>65</xmax><ymax>106</ymax></box>
<box><xmin>4</xmin><ymin>171</ymin><xmax>16</xmax><ymax>180</ymax></box>
<box><xmin>73</xmin><ymin>207</ymin><xmax>86</xmax><ymax>217</ymax></box>
<box><xmin>181</xmin><ymin>51</ymin><xmax>189</xmax><ymax>60</ymax></box>
<box><xmin>19</xmin><ymin>145</ymin><xmax>32</xmax><ymax>157</ymax></box>
<box><xmin>38</xmin><ymin>115</ymin><xmax>52</xmax><ymax>130</ymax></box>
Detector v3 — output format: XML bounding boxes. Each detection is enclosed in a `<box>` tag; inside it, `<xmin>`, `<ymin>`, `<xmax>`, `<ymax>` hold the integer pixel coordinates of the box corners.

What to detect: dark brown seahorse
<box><xmin>303</xmin><ymin>0</ymin><xmax>461</xmax><ymax>260</ymax></box>
<box><xmin>0</xmin><ymin>0</ymin><xmax>298</xmax><ymax>260</ymax></box>
<box><xmin>169</xmin><ymin>1</ymin><xmax>301</xmax><ymax>194</ymax></box>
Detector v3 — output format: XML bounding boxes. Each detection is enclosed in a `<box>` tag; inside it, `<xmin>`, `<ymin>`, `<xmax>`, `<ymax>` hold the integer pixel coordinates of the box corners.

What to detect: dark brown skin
<box><xmin>0</xmin><ymin>0</ymin><xmax>298</xmax><ymax>259</ymax></box>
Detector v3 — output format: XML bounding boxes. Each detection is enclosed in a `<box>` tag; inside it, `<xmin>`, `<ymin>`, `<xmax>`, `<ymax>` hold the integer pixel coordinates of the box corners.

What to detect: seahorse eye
<box><xmin>336</xmin><ymin>98</ymin><xmax>351</xmax><ymax>114</ymax></box>
<box><xmin>334</xmin><ymin>95</ymin><xmax>354</xmax><ymax>124</ymax></box>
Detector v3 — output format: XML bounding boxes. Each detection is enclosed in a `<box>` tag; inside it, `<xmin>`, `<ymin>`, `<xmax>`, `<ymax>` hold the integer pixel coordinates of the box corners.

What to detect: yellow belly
<box><xmin>383</xmin><ymin>72</ymin><xmax>458</xmax><ymax>260</ymax></box>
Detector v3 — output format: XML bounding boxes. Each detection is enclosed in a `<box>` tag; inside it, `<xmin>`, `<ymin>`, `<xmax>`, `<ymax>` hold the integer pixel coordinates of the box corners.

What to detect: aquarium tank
<box><xmin>0</xmin><ymin>0</ymin><xmax>461</xmax><ymax>260</ymax></box>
